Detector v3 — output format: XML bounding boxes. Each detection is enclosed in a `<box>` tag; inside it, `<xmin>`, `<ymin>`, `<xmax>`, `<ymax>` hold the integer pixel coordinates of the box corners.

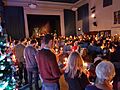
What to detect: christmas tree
<box><xmin>0</xmin><ymin>12</ymin><xmax>16</xmax><ymax>90</ymax></box>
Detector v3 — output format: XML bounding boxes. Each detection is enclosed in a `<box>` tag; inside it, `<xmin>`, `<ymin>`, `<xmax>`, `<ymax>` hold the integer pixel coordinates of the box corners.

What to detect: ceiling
<box><xmin>38</xmin><ymin>0</ymin><xmax>79</xmax><ymax>3</ymax></box>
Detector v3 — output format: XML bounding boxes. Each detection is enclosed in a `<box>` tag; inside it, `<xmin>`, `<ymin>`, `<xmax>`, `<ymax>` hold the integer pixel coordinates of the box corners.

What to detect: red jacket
<box><xmin>36</xmin><ymin>48</ymin><xmax>61</xmax><ymax>83</ymax></box>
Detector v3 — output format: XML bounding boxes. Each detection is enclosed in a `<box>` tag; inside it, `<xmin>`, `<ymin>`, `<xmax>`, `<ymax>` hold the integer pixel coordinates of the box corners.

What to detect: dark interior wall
<box><xmin>4</xmin><ymin>6</ymin><xmax>25</xmax><ymax>40</ymax></box>
<box><xmin>0</xmin><ymin>1</ymin><xmax>4</xmax><ymax>34</ymax></box>
<box><xmin>77</xmin><ymin>3</ymin><xmax>89</xmax><ymax>33</ymax></box>
<box><xmin>64</xmin><ymin>9</ymin><xmax>76</xmax><ymax>36</ymax></box>
<box><xmin>27</xmin><ymin>15</ymin><xmax>61</xmax><ymax>37</ymax></box>
<box><xmin>0</xmin><ymin>1</ymin><xmax>4</xmax><ymax>17</ymax></box>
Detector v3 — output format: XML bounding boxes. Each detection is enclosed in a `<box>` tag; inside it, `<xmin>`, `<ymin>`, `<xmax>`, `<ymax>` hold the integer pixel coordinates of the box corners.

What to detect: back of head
<box><xmin>95</xmin><ymin>60</ymin><xmax>115</xmax><ymax>81</ymax></box>
<box><xmin>30</xmin><ymin>39</ymin><xmax>37</xmax><ymax>44</ymax></box>
<box><xmin>44</xmin><ymin>34</ymin><xmax>54</xmax><ymax>44</ymax></box>
<box><xmin>20</xmin><ymin>38</ymin><xmax>25</xmax><ymax>43</ymax></box>
<box><xmin>66</xmin><ymin>51</ymin><xmax>84</xmax><ymax>78</ymax></box>
<box><xmin>14</xmin><ymin>40</ymin><xmax>19</xmax><ymax>45</ymax></box>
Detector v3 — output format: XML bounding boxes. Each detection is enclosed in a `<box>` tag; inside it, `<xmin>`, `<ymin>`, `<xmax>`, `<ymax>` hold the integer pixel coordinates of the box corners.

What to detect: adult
<box><xmin>24</xmin><ymin>39</ymin><xmax>39</xmax><ymax>90</ymax></box>
<box><xmin>36</xmin><ymin>34</ymin><xmax>61</xmax><ymax>90</ymax></box>
<box><xmin>64</xmin><ymin>51</ymin><xmax>90</xmax><ymax>90</ymax></box>
<box><xmin>14</xmin><ymin>39</ymin><xmax>28</xmax><ymax>86</ymax></box>
<box><xmin>85</xmin><ymin>60</ymin><xmax>115</xmax><ymax>90</ymax></box>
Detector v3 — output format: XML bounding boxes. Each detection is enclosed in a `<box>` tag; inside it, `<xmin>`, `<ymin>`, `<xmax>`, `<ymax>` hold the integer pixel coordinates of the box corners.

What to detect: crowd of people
<box><xmin>6</xmin><ymin>33</ymin><xmax>120</xmax><ymax>90</ymax></box>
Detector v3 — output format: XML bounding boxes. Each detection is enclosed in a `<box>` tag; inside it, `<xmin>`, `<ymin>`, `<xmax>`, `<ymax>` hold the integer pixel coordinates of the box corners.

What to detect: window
<box><xmin>114</xmin><ymin>10</ymin><xmax>120</xmax><ymax>24</ymax></box>
<box><xmin>103</xmin><ymin>0</ymin><xmax>112</xmax><ymax>7</ymax></box>
<box><xmin>114</xmin><ymin>12</ymin><xmax>118</xmax><ymax>24</ymax></box>
<box><xmin>118</xmin><ymin>11</ymin><xmax>120</xmax><ymax>24</ymax></box>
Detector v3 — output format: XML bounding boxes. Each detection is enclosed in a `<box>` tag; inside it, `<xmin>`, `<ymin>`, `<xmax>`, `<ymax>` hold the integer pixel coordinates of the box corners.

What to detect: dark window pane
<box><xmin>114</xmin><ymin>12</ymin><xmax>118</xmax><ymax>24</ymax></box>
<box><xmin>118</xmin><ymin>11</ymin><xmax>120</xmax><ymax>24</ymax></box>
<box><xmin>103</xmin><ymin>0</ymin><xmax>112</xmax><ymax>7</ymax></box>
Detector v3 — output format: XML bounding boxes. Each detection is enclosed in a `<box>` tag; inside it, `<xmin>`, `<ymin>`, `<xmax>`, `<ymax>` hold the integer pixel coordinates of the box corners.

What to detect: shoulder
<box><xmin>85</xmin><ymin>84</ymin><xmax>102</xmax><ymax>90</ymax></box>
<box><xmin>37</xmin><ymin>49</ymin><xmax>54</xmax><ymax>56</ymax></box>
<box><xmin>24</xmin><ymin>46</ymin><xmax>35</xmax><ymax>51</ymax></box>
<box><xmin>37</xmin><ymin>48</ymin><xmax>51</xmax><ymax>53</ymax></box>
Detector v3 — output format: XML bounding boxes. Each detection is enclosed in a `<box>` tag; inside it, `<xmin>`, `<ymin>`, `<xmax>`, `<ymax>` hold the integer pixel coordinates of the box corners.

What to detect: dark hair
<box><xmin>44</xmin><ymin>34</ymin><xmax>54</xmax><ymax>44</ymax></box>
<box><xmin>14</xmin><ymin>40</ymin><xmax>19</xmax><ymax>45</ymax></box>
<box><xmin>20</xmin><ymin>38</ymin><xmax>25</xmax><ymax>42</ymax></box>
<box><xmin>30</xmin><ymin>39</ymin><xmax>37</xmax><ymax>44</ymax></box>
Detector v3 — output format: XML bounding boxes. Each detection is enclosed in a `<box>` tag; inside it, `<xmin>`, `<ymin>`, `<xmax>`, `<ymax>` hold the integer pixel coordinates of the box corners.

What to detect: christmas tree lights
<box><xmin>0</xmin><ymin>5</ymin><xmax>17</xmax><ymax>89</ymax></box>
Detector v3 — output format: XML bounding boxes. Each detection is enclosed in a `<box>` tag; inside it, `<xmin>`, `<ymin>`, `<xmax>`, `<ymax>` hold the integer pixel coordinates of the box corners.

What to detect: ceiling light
<box><xmin>72</xmin><ymin>7</ymin><xmax>77</xmax><ymax>11</ymax></box>
<box><xmin>28</xmin><ymin>3</ymin><xmax>37</xmax><ymax>9</ymax></box>
<box><xmin>91</xmin><ymin>13</ymin><xmax>95</xmax><ymax>18</ymax></box>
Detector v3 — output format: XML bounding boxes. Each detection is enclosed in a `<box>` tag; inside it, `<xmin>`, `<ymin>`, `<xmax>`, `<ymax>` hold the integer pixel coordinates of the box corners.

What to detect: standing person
<box><xmin>36</xmin><ymin>34</ymin><xmax>61</xmax><ymax>90</ymax></box>
<box><xmin>85</xmin><ymin>61</ymin><xmax>115</xmax><ymax>90</ymax></box>
<box><xmin>13</xmin><ymin>39</ymin><xmax>28</xmax><ymax>86</ymax></box>
<box><xmin>24</xmin><ymin>39</ymin><xmax>39</xmax><ymax>90</ymax></box>
<box><xmin>109</xmin><ymin>45</ymin><xmax>120</xmax><ymax>90</ymax></box>
<box><xmin>64</xmin><ymin>51</ymin><xmax>90</xmax><ymax>90</ymax></box>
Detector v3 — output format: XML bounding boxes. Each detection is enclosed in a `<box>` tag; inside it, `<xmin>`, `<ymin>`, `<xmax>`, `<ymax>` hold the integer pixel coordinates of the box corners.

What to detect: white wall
<box><xmin>76</xmin><ymin>0</ymin><xmax>120</xmax><ymax>35</ymax></box>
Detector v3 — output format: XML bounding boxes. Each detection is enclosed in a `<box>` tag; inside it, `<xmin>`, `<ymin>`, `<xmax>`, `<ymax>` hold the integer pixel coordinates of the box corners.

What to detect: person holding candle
<box><xmin>36</xmin><ymin>34</ymin><xmax>61</xmax><ymax>90</ymax></box>
<box><xmin>85</xmin><ymin>60</ymin><xmax>115</xmax><ymax>90</ymax></box>
<box><xmin>64</xmin><ymin>51</ymin><xmax>90</xmax><ymax>90</ymax></box>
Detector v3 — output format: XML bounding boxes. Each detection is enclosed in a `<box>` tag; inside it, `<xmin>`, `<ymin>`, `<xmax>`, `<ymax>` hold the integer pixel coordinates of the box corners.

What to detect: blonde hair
<box><xmin>65</xmin><ymin>51</ymin><xmax>84</xmax><ymax>78</ymax></box>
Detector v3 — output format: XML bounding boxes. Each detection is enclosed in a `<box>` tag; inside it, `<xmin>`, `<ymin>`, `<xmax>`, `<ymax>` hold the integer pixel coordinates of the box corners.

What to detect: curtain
<box><xmin>64</xmin><ymin>9</ymin><xmax>76</xmax><ymax>36</ymax></box>
<box><xmin>77</xmin><ymin>3</ymin><xmax>89</xmax><ymax>33</ymax></box>
<box><xmin>4</xmin><ymin>6</ymin><xmax>25</xmax><ymax>40</ymax></box>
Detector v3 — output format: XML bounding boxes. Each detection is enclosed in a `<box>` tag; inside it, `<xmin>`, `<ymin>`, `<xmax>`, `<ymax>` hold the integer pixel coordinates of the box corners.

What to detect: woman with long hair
<box><xmin>64</xmin><ymin>51</ymin><xmax>90</xmax><ymax>90</ymax></box>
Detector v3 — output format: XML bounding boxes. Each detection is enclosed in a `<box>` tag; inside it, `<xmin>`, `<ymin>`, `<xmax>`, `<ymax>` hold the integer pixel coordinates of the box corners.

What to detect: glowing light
<box><xmin>83</xmin><ymin>62</ymin><xmax>88</xmax><ymax>67</ymax></box>
<box><xmin>74</xmin><ymin>36</ymin><xmax>76</xmax><ymax>39</ymax></box>
<box><xmin>110</xmin><ymin>80</ymin><xmax>113</xmax><ymax>85</ymax></box>
<box><xmin>11</xmin><ymin>55</ymin><xmax>16</xmax><ymax>63</ymax></box>
<box><xmin>0</xmin><ymin>73</ymin><xmax>3</xmax><ymax>77</ymax></box>
<box><xmin>60</xmin><ymin>47</ymin><xmax>63</xmax><ymax>51</ymax></box>
<box><xmin>6</xmin><ymin>43</ymin><xmax>9</xmax><ymax>47</ymax></box>
<box><xmin>0</xmin><ymin>81</ymin><xmax>8</xmax><ymax>90</ymax></box>
<box><xmin>55</xmin><ymin>48</ymin><xmax>59</xmax><ymax>54</ymax></box>
<box><xmin>91</xmin><ymin>13</ymin><xmax>95</xmax><ymax>18</ymax></box>
<box><xmin>0</xmin><ymin>55</ymin><xmax>6</xmax><ymax>61</ymax></box>
<box><xmin>7</xmin><ymin>58</ymin><xmax>11</xmax><ymax>62</ymax></box>
<box><xmin>63</xmin><ymin>57</ymin><xmax>68</xmax><ymax>65</ymax></box>
<box><xmin>0</xmin><ymin>25</ymin><xmax>2</xmax><ymax>32</ymax></box>
<box><xmin>28</xmin><ymin>3</ymin><xmax>37</xmax><ymax>9</ymax></box>
<box><xmin>70</xmin><ymin>36</ymin><xmax>72</xmax><ymax>39</ymax></box>
<box><xmin>55</xmin><ymin>48</ymin><xmax>58</xmax><ymax>52</ymax></box>
<box><xmin>0</xmin><ymin>65</ymin><xmax>5</xmax><ymax>70</ymax></box>
<box><xmin>12</xmin><ymin>77</ymin><xmax>16</xmax><ymax>82</ymax></box>
<box><xmin>3</xmin><ymin>43</ymin><xmax>6</xmax><ymax>46</ymax></box>
<box><xmin>66</xmin><ymin>37</ymin><xmax>68</xmax><ymax>40</ymax></box>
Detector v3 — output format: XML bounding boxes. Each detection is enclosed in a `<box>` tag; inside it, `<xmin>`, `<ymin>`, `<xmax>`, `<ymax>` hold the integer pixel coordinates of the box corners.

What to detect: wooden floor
<box><xmin>19</xmin><ymin>75</ymin><xmax>68</xmax><ymax>90</ymax></box>
<box><xmin>60</xmin><ymin>75</ymin><xmax>68</xmax><ymax>90</ymax></box>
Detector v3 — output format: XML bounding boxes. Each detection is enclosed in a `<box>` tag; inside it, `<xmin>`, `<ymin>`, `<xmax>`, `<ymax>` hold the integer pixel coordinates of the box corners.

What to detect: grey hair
<box><xmin>95</xmin><ymin>60</ymin><xmax>115</xmax><ymax>83</ymax></box>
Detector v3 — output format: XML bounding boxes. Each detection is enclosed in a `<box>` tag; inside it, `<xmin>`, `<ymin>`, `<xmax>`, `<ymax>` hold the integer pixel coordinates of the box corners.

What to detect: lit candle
<box><xmin>11</xmin><ymin>54</ymin><xmax>16</xmax><ymax>63</ymax></box>
<box><xmin>55</xmin><ymin>48</ymin><xmax>59</xmax><ymax>54</ymax></box>
<box><xmin>60</xmin><ymin>47</ymin><xmax>63</xmax><ymax>51</ymax></box>
<box><xmin>84</xmin><ymin>62</ymin><xmax>88</xmax><ymax>67</ymax></box>
<box><xmin>63</xmin><ymin>57</ymin><xmax>68</xmax><ymax>65</ymax></box>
